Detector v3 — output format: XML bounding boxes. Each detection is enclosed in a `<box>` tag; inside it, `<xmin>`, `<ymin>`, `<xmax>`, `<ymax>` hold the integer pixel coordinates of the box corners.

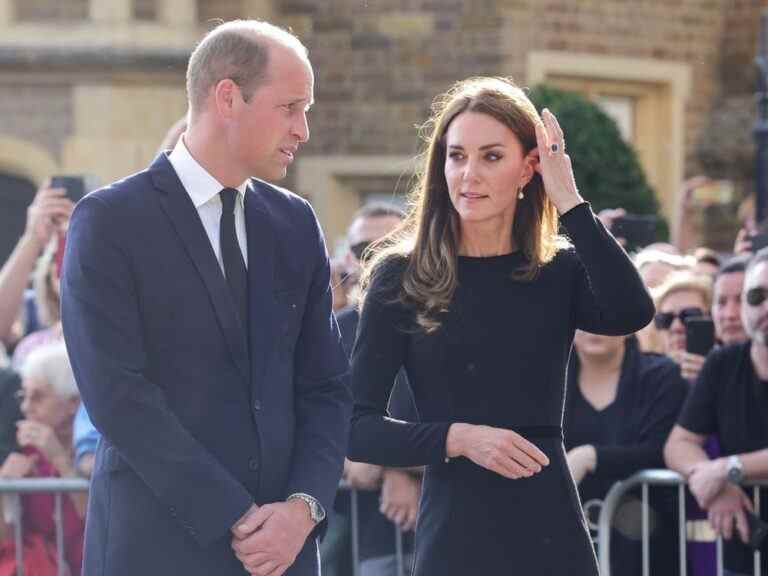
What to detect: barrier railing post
<box><xmin>755</xmin><ymin>486</ymin><xmax>762</xmax><ymax>576</ymax></box>
<box><xmin>678</xmin><ymin>483</ymin><xmax>687</xmax><ymax>575</ymax></box>
<box><xmin>350</xmin><ymin>488</ymin><xmax>360</xmax><ymax>576</ymax></box>
<box><xmin>642</xmin><ymin>482</ymin><xmax>649</xmax><ymax>576</ymax></box>
<box><xmin>12</xmin><ymin>494</ymin><xmax>22</xmax><ymax>576</ymax></box>
<box><xmin>54</xmin><ymin>492</ymin><xmax>64</xmax><ymax>576</ymax></box>
<box><xmin>394</xmin><ymin>523</ymin><xmax>404</xmax><ymax>576</ymax></box>
<box><xmin>716</xmin><ymin>535</ymin><xmax>724</xmax><ymax>576</ymax></box>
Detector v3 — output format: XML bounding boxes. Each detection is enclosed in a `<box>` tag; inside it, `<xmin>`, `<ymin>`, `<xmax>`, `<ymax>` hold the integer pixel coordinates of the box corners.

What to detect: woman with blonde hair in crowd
<box><xmin>633</xmin><ymin>249</ymin><xmax>694</xmax><ymax>353</ymax></box>
<box><xmin>652</xmin><ymin>270</ymin><xmax>713</xmax><ymax>382</ymax></box>
<box><xmin>347</xmin><ymin>76</ymin><xmax>653</xmax><ymax>575</ymax></box>
<box><xmin>11</xmin><ymin>236</ymin><xmax>65</xmax><ymax>371</ymax></box>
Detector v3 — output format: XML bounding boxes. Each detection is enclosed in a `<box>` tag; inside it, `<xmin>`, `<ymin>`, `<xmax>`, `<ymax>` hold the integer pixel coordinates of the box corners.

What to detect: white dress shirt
<box><xmin>167</xmin><ymin>137</ymin><xmax>248</xmax><ymax>274</ymax></box>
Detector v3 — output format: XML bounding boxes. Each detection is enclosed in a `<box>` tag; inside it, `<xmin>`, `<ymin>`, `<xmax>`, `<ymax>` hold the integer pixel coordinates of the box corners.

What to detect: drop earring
<box><xmin>518</xmin><ymin>186</ymin><xmax>524</xmax><ymax>200</ymax></box>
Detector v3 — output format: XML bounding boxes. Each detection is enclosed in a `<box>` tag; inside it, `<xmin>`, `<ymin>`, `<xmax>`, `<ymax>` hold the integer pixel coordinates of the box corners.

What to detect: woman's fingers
<box><xmin>508</xmin><ymin>431</ymin><xmax>550</xmax><ymax>466</ymax></box>
<box><xmin>544</xmin><ymin>108</ymin><xmax>565</xmax><ymax>141</ymax></box>
<box><xmin>505</xmin><ymin>443</ymin><xmax>543</xmax><ymax>473</ymax></box>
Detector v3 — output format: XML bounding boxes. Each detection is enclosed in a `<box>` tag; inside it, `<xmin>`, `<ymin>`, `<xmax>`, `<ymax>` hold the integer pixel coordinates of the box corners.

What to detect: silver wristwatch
<box><xmin>287</xmin><ymin>493</ymin><xmax>326</xmax><ymax>524</ymax></box>
<box><xmin>726</xmin><ymin>455</ymin><xmax>744</xmax><ymax>484</ymax></box>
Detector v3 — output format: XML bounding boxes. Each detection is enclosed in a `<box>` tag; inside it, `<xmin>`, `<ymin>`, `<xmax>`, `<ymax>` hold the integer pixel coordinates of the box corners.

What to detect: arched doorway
<box><xmin>0</xmin><ymin>173</ymin><xmax>36</xmax><ymax>266</ymax></box>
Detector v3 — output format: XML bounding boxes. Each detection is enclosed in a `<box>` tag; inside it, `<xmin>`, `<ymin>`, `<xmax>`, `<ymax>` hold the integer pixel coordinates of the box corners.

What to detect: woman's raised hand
<box><xmin>445</xmin><ymin>423</ymin><xmax>550</xmax><ymax>479</ymax></box>
<box><xmin>532</xmin><ymin>108</ymin><xmax>583</xmax><ymax>215</ymax></box>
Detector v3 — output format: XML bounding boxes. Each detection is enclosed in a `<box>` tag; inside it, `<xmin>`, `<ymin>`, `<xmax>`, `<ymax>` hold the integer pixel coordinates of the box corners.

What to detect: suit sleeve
<box><xmin>283</xmin><ymin>201</ymin><xmax>352</xmax><ymax>514</ymax></box>
<box><xmin>61</xmin><ymin>195</ymin><xmax>253</xmax><ymax>548</ymax></box>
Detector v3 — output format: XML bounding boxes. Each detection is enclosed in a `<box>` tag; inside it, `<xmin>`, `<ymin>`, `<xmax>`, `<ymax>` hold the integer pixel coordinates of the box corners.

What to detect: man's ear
<box><xmin>213</xmin><ymin>79</ymin><xmax>239</xmax><ymax>119</ymax></box>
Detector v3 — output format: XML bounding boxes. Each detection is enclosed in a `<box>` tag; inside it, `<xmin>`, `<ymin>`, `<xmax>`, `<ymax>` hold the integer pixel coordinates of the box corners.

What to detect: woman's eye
<box><xmin>486</xmin><ymin>152</ymin><xmax>501</xmax><ymax>161</ymax></box>
<box><xmin>448</xmin><ymin>152</ymin><xmax>464</xmax><ymax>160</ymax></box>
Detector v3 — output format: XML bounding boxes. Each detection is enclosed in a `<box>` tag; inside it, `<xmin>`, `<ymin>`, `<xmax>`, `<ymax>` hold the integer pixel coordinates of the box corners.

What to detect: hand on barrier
<box><xmin>707</xmin><ymin>483</ymin><xmax>753</xmax><ymax>544</ymax></box>
<box><xmin>379</xmin><ymin>469</ymin><xmax>420</xmax><ymax>532</ymax></box>
<box><xmin>344</xmin><ymin>459</ymin><xmax>383</xmax><ymax>491</ymax></box>
<box><xmin>231</xmin><ymin>500</ymin><xmax>315</xmax><ymax>576</ymax></box>
<box><xmin>688</xmin><ymin>458</ymin><xmax>728</xmax><ymax>509</ymax></box>
<box><xmin>566</xmin><ymin>445</ymin><xmax>597</xmax><ymax>485</ymax></box>
<box><xmin>445</xmin><ymin>423</ymin><xmax>549</xmax><ymax>480</ymax></box>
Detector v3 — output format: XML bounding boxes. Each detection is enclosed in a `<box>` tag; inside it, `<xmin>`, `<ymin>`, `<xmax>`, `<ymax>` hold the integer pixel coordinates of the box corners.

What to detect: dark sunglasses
<box><xmin>746</xmin><ymin>287</ymin><xmax>768</xmax><ymax>307</ymax></box>
<box><xmin>350</xmin><ymin>241</ymin><xmax>372</xmax><ymax>261</ymax></box>
<box><xmin>653</xmin><ymin>307</ymin><xmax>705</xmax><ymax>330</ymax></box>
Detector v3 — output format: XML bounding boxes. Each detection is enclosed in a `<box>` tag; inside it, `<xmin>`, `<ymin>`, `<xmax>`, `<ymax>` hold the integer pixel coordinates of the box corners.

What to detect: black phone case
<box><xmin>685</xmin><ymin>318</ymin><xmax>715</xmax><ymax>356</ymax></box>
<box><xmin>51</xmin><ymin>175</ymin><xmax>86</xmax><ymax>203</ymax></box>
<box><xmin>746</xmin><ymin>511</ymin><xmax>768</xmax><ymax>550</ymax></box>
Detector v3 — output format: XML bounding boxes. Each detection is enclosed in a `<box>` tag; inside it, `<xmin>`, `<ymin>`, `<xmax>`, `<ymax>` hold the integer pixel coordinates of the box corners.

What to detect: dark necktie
<box><xmin>219</xmin><ymin>188</ymin><xmax>248</xmax><ymax>326</ymax></box>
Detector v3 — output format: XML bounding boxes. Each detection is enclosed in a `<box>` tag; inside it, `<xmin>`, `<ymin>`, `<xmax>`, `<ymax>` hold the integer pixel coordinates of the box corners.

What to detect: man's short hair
<box><xmin>716</xmin><ymin>254</ymin><xmax>750</xmax><ymax>280</ymax></box>
<box><xmin>186</xmin><ymin>20</ymin><xmax>308</xmax><ymax>116</ymax></box>
<box><xmin>351</xmin><ymin>202</ymin><xmax>406</xmax><ymax>224</ymax></box>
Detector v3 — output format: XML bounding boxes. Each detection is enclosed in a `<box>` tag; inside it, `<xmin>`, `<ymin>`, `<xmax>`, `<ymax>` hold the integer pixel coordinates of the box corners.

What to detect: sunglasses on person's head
<box><xmin>746</xmin><ymin>286</ymin><xmax>768</xmax><ymax>307</ymax></box>
<box><xmin>653</xmin><ymin>307</ymin><xmax>705</xmax><ymax>330</ymax></box>
<box><xmin>350</xmin><ymin>241</ymin><xmax>372</xmax><ymax>261</ymax></box>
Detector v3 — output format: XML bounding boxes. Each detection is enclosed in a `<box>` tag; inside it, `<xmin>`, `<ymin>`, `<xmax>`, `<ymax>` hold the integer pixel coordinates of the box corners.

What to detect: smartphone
<box><xmin>611</xmin><ymin>214</ymin><xmax>658</xmax><ymax>249</ymax></box>
<box><xmin>746</xmin><ymin>510</ymin><xmax>768</xmax><ymax>550</ymax></box>
<box><xmin>50</xmin><ymin>175</ymin><xmax>86</xmax><ymax>204</ymax></box>
<box><xmin>685</xmin><ymin>317</ymin><xmax>715</xmax><ymax>356</ymax></box>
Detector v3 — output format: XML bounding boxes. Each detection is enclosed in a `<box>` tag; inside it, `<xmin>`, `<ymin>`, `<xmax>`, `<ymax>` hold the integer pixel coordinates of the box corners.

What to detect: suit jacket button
<box><xmin>169</xmin><ymin>506</ymin><xmax>177</xmax><ymax>517</ymax></box>
<box><xmin>248</xmin><ymin>458</ymin><xmax>259</xmax><ymax>471</ymax></box>
<box><xmin>253</xmin><ymin>401</ymin><xmax>261</xmax><ymax>411</ymax></box>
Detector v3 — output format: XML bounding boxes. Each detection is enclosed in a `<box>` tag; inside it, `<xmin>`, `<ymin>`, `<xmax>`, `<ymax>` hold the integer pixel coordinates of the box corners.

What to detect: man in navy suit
<box><xmin>61</xmin><ymin>20</ymin><xmax>351</xmax><ymax>576</ymax></box>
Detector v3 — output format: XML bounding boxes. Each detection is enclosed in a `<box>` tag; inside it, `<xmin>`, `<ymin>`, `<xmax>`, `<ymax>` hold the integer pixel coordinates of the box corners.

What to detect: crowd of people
<box><xmin>0</xmin><ymin>19</ymin><xmax>765</xmax><ymax>576</ymax></box>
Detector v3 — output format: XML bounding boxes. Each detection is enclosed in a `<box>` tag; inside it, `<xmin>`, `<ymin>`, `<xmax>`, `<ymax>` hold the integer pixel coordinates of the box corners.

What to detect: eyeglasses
<box><xmin>350</xmin><ymin>241</ymin><xmax>373</xmax><ymax>261</ymax></box>
<box><xmin>14</xmin><ymin>389</ymin><xmax>48</xmax><ymax>406</ymax></box>
<box><xmin>653</xmin><ymin>307</ymin><xmax>705</xmax><ymax>330</ymax></box>
<box><xmin>746</xmin><ymin>286</ymin><xmax>768</xmax><ymax>307</ymax></box>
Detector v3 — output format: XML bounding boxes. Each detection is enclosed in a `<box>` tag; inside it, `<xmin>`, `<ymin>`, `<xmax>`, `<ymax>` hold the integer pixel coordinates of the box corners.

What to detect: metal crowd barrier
<box><xmin>0</xmin><ymin>477</ymin><xmax>89</xmax><ymax>576</ymax></box>
<box><xmin>340</xmin><ymin>482</ymin><xmax>408</xmax><ymax>576</ymax></box>
<box><xmin>597</xmin><ymin>469</ymin><xmax>768</xmax><ymax>576</ymax></box>
<box><xmin>0</xmin><ymin>478</ymin><xmax>409</xmax><ymax>576</ymax></box>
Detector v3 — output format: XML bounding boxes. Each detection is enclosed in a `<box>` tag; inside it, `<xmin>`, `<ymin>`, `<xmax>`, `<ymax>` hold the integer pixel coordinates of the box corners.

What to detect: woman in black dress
<box><xmin>348</xmin><ymin>77</ymin><xmax>654</xmax><ymax>575</ymax></box>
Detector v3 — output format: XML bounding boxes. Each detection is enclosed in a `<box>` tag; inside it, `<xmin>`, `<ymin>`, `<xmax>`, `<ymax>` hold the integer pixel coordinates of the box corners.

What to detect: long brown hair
<box><xmin>363</xmin><ymin>77</ymin><xmax>568</xmax><ymax>332</ymax></box>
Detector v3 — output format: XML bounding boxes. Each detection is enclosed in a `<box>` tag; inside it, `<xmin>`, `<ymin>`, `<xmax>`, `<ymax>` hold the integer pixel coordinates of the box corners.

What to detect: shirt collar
<box><xmin>168</xmin><ymin>135</ymin><xmax>248</xmax><ymax>209</ymax></box>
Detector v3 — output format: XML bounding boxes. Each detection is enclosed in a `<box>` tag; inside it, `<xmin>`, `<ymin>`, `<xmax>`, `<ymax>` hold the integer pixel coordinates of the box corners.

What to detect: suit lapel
<box><xmin>149</xmin><ymin>154</ymin><xmax>250</xmax><ymax>382</ymax></box>
<box><xmin>245</xmin><ymin>181</ymin><xmax>276</xmax><ymax>389</ymax></box>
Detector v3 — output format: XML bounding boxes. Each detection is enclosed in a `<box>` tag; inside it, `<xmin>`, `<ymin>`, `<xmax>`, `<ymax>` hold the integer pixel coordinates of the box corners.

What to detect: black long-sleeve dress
<box><xmin>348</xmin><ymin>203</ymin><xmax>655</xmax><ymax>575</ymax></box>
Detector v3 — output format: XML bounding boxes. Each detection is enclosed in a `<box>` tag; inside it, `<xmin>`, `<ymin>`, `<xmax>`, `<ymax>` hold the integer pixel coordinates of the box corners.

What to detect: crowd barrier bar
<box><xmin>0</xmin><ymin>479</ymin><xmax>410</xmax><ymax>576</ymax></box>
<box><xmin>339</xmin><ymin>481</ymin><xmax>408</xmax><ymax>575</ymax></box>
<box><xmin>0</xmin><ymin>478</ymin><xmax>89</xmax><ymax>576</ymax></box>
<box><xmin>597</xmin><ymin>469</ymin><xmax>768</xmax><ymax>576</ymax></box>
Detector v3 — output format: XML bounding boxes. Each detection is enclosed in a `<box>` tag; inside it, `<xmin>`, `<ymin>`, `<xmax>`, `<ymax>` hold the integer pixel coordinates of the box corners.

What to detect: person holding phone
<box><xmin>652</xmin><ymin>271</ymin><xmax>713</xmax><ymax>381</ymax></box>
<box><xmin>665</xmin><ymin>247</ymin><xmax>768</xmax><ymax>576</ymax></box>
<box><xmin>0</xmin><ymin>184</ymin><xmax>73</xmax><ymax>347</ymax></box>
<box><xmin>348</xmin><ymin>77</ymin><xmax>654</xmax><ymax>575</ymax></box>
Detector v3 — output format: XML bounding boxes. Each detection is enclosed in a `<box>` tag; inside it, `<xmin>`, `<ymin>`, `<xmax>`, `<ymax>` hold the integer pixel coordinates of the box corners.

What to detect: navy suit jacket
<box><xmin>61</xmin><ymin>154</ymin><xmax>351</xmax><ymax>575</ymax></box>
